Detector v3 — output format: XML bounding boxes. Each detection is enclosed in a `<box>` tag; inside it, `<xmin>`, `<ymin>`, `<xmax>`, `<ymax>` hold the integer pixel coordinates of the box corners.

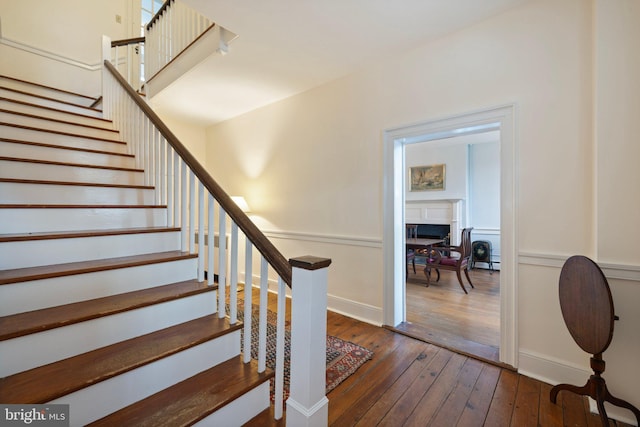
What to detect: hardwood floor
<box><xmin>397</xmin><ymin>266</ymin><xmax>501</xmax><ymax>363</ymax></box>
<box><xmin>246</xmin><ymin>291</ymin><xmax>633</xmax><ymax>426</ymax></box>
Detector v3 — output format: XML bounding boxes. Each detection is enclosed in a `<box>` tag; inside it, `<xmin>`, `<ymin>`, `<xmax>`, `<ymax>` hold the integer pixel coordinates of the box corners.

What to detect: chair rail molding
<box><xmin>0</xmin><ymin>35</ymin><xmax>101</xmax><ymax>71</ymax></box>
<box><xmin>519</xmin><ymin>252</ymin><xmax>640</xmax><ymax>282</ymax></box>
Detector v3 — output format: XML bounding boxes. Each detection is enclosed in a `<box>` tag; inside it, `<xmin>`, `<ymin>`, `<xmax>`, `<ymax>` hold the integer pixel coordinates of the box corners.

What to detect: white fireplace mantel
<box><xmin>405</xmin><ymin>199</ymin><xmax>463</xmax><ymax>245</ymax></box>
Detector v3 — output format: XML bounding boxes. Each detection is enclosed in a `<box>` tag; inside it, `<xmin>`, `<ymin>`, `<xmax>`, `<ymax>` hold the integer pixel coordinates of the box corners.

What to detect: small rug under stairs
<box><xmin>229</xmin><ymin>300</ymin><xmax>373</xmax><ymax>401</ymax></box>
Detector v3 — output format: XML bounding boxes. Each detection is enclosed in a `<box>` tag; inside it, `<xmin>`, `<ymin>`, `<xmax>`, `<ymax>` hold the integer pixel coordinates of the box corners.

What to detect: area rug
<box><xmin>229</xmin><ymin>300</ymin><xmax>373</xmax><ymax>402</ymax></box>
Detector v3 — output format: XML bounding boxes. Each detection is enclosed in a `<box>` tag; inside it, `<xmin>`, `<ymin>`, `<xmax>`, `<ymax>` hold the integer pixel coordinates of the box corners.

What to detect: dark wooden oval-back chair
<box><xmin>406</xmin><ymin>224</ymin><xmax>418</xmax><ymax>276</ymax></box>
<box><xmin>423</xmin><ymin>227</ymin><xmax>475</xmax><ymax>294</ymax></box>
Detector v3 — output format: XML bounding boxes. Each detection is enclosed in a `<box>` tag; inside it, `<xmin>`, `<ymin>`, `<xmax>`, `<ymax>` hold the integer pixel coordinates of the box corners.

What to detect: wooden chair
<box><xmin>406</xmin><ymin>224</ymin><xmax>418</xmax><ymax>276</ymax></box>
<box><xmin>550</xmin><ymin>255</ymin><xmax>640</xmax><ymax>426</ymax></box>
<box><xmin>423</xmin><ymin>227</ymin><xmax>475</xmax><ymax>294</ymax></box>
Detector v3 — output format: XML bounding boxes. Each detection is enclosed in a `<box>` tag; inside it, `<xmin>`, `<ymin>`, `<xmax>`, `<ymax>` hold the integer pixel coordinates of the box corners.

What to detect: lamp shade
<box><xmin>231</xmin><ymin>196</ymin><xmax>250</xmax><ymax>213</ymax></box>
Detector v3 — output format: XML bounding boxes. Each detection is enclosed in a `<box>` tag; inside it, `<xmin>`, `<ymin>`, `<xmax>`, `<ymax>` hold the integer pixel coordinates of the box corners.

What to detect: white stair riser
<box><xmin>50</xmin><ymin>333</ymin><xmax>240</xmax><ymax>426</ymax></box>
<box><xmin>0</xmin><ymin>160</ymin><xmax>144</xmax><ymax>185</ymax></box>
<box><xmin>0</xmin><ymin>293</ymin><xmax>218</xmax><ymax>377</ymax></box>
<box><xmin>0</xmin><ymin>77</ymin><xmax>98</xmax><ymax>107</ymax></box>
<box><xmin>0</xmin><ymin>140</ymin><xmax>135</xmax><ymax>168</ymax></box>
<box><xmin>0</xmin><ymin>99</ymin><xmax>113</xmax><ymax>129</ymax></box>
<box><xmin>195</xmin><ymin>383</ymin><xmax>270</xmax><ymax>427</ymax></box>
<box><xmin>0</xmin><ymin>258</ymin><xmax>198</xmax><ymax>316</ymax></box>
<box><xmin>0</xmin><ymin>207</ymin><xmax>167</xmax><ymax>233</ymax></box>
<box><xmin>0</xmin><ymin>231</ymin><xmax>180</xmax><ymax>269</ymax></box>
<box><xmin>0</xmin><ymin>182</ymin><xmax>153</xmax><ymax>205</ymax></box>
<box><xmin>0</xmin><ymin>124</ymin><xmax>127</xmax><ymax>153</ymax></box>
<box><xmin>0</xmin><ymin>111</ymin><xmax>120</xmax><ymax>140</ymax></box>
<box><xmin>0</xmin><ymin>88</ymin><xmax>102</xmax><ymax>117</ymax></box>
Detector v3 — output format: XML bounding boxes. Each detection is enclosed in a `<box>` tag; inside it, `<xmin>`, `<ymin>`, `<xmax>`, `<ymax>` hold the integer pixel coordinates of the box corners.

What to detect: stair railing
<box><xmin>102</xmin><ymin>37</ymin><xmax>330</xmax><ymax>425</ymax></box>
<box><xmin>145</xmin><ymin>0</ymin><xmax>215</xmax><ymax>85</ymax></box>
<box><xmin>110</xmin><ymin>37</ymin><xmax>145</xmax><ymax>93</ymax></box>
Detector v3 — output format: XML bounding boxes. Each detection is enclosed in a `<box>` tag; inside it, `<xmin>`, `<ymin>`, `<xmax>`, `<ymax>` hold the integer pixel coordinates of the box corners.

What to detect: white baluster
<box><xmin>166</xmin><ymin>144</ymin><xmax>173</xmax><ymax>225</ymax></box>
<box><xmin>198</xmin><ymin>182</ymin><xmax>204</xmax><ymax>281</ymax></box>
<box><xmin>258</xmin><ymin>257</ymin><xmax>268</xmax><ymax>373</ymax></box>
<box><xmin>274</xmin><ymin>276</ymin><xmax>286</xmax><ymax>420</ymax></box>
<box><xmin>180</xmin><ymin>158</ymin><xmax>187</xmax><ymax>250</ymax></box>
<box><xmin>159</xmin><ymin>132</ymin><xmax>166</xmax><ymax>206</ymax></box>
<box><xmin>243</xmin><ymin>239</ymin><xmax>253</xmax><ymax>363</ymax></box>
<box><xmin>173</xmin><ymin>149</ymin><xmax>180</xmax><ymax>227</ymax></box>
<box><xmin>189</xmin><ymin>170</ymin><xmax>195</xmax><ymax>253</ymax></box>
<box><xmin>229</xmin><ymin>222</ymin><xmax>238</xmax><ymax>324</ymax></box>
<box><xmin>217</xmin><ymin>205</ymin><xmax>227</xmax><ymax>317</ymax></box>
<box><xmin>207</xmin><ymin>194</ymin><xmax>215</xmax><ymax>287</ymax></box>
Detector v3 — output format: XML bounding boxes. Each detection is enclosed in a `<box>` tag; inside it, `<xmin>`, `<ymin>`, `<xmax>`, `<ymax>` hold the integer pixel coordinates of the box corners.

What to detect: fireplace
<box><xmin>405</xmin><ymin>199</ymin><xmax>462</xmax><ymax>245</ymax></box>
<box><xmin>408</xmin><ymin>223</ymin><xmax>450</xmax><ymax>240</ymax></box>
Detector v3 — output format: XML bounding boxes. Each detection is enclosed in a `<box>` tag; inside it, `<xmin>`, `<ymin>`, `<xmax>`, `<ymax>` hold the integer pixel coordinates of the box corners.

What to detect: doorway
<box><xmin>382</xmin><ymin>105</ymin><xmax>518</xmax><ymax>368</ymax></box>
<box><xmin>402</xmin><ymin>132</ymin><xmax>501</xmax><ymax>362</ymax></box>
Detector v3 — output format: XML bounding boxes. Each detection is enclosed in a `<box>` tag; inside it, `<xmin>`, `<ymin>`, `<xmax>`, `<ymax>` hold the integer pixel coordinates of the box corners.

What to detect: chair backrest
<box><xmin>460</xmin><ymin>227</ymin><xmax>474</xmax><ymax>259</ymax></box>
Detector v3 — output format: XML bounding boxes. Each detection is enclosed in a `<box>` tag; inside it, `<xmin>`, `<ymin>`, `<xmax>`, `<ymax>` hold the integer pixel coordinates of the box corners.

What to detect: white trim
<box><xmin>383</xmin><ymin>104</ymin><xmax>519</xmax><ymax>368</ymax></box>
<box><xmin>519</xmin><ymin>251</ymin><xmax>640</xmax><ymax>282</ymax></box>
<box><xmin>326</xmin><ymin>294</ymin><xmax>383</xmax><ymax>326</ymax></box>
<box><xmin>0</xmin><ymin>36</ymin><xmax>101</xmax><ymax>71</ymax></box>
<box><xmin>519</xmin><ymin>349</ymin><xmax>639</xmax><ymax>426</ymax></box>
<box><xmin>472</xmin><ymin>227</ymin><xmax>500</xmax><ymax>235</ymax></box>
<box><xmin>262</xmin><ymin>229</ymin><xmax>381</xmax><ymax>248</ymax></box>
<box><xmin>518</xmin><ymin>349</ymin><xmax>590</xmax><ymax>387</ymax></box>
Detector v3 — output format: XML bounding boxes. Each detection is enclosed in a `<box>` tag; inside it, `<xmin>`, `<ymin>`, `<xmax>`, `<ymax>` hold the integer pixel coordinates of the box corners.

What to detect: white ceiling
<box><xmin>151</xmin><ymin>0</ymin><xmax>528</xmax><ymax>126</ymax></box>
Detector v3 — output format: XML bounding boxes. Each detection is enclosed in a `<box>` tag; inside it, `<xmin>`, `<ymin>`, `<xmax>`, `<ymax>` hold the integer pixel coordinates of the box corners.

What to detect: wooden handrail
<box><xmin>104</xmin><ymin>60</ymin><xmax>292</xmax><ymax>287</ymax></box>
<box><xmin>111</xmin><ymin>37</ymin><xmax>145</xmax><ymax>48</ymax></box>
<box><xmin>145</xmin><ymin>23</ymin><xmax>215</xmax><ymax>86</ymax></box>
<box><xmin>146</xmin><ymin>0</ymin><xmax>173</xmax><ymax>31</ymax></box>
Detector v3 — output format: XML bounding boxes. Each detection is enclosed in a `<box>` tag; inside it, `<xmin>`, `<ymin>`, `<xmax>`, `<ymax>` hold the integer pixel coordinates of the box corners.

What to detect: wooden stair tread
<box><xmin>0</xmin><ymin>178</ymin><xmax>154</xmax><ymax>190</ymax></box>
<box><xmin>0</xmin><ymin>155</ymin><xmax>144</xmax><ymax>172</ymax></box>
<box><xmin>0</xmin><ymin>279</ymin><xmax>217</xmax><ymax>341</ymax></box>
<box><xmin>0</xmin><ymin>108</ymin><xmax>119</xmax><ymax>133</ymax></box>
<box><xmin>0</xmin><ymin>251</ymin><xmax>197</xmax><ymax>285</ymax></box>
<box><xmin>88</xmin><ymin>356</ymin><xmax>273</xmax><ymax>427</ymax></box>
<box><xmin>0</xmin><ymin>122</ymin><xmax>123</xmax><ymax>144</ymax></box>
<box><xmin>0</xmin><ymin>137</ymin><xmax>132</xmax><ymax>157</ymax></box>
<box><xmin>0</xmin><ymin>204</ymin><xmax>166</xmax><ymax>209</ymax></box>
<box><xmin>0</xmin><ymin>315</ymin><xmax>241</xmax><ymax>403</ymax></box>
<box><xmin>0</xmin><ymin>226</ymin><xmax>178</xmax><ymax>243</ymax></box>
<box><xmin>0</xmin><ymin>97</ymin><xmax>112</xmax><ymax>123</ymax></box>
<box><xmin>1</xmin><ymin>75</ymin><xmax>99</xmax><ymax>103</ymax></box>
<box><xmin>0</xmin><ymin>86</ymin><xmax>100</xmax><ymax>111</ymax></box>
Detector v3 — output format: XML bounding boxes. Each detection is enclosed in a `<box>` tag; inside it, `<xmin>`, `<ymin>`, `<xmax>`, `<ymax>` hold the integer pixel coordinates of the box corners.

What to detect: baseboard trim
<box><xmin>326</xmin><ymin>294</ymin><xmax>382</xmax><ymax>326</ymax></box>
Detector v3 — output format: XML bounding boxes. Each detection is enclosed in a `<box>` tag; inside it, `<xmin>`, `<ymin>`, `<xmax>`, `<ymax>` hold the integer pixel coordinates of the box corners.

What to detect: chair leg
<box><xmin>464</xmin><ymin>267</ymin><xmax>475</xmax><ymax>289</ymax></box>
<box><xmin>412</xmin><ymin>259</ymin><xmax>416</xmax><ymax>274</ymax></box>
<box><xmin>455</xmin><ymin>269</ymin><xmax>468</xmax><ymax>294</ymax></box>
<box><xmin>423</xmin><ymin>267</ymin><xmax>431</xmax><ymax>287</ymax></box>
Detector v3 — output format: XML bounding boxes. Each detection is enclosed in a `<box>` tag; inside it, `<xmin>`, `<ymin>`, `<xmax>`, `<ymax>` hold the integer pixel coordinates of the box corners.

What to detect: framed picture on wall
<box><xmin>410</xmin><ymin>164</ymin><xmax>445</xmax><ymax>191</ymax></box>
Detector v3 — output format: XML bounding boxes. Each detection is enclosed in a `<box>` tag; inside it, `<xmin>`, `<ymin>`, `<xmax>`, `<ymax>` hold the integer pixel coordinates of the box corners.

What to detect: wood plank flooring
<box><xmin>246</xmin><ymin>291</ymin><xmax>633</xmax><ymax>426</ymax></box>
<box><xmin>396</xmin><ymin>266</ymin><xmax>501</xmax><ymax>363</ymax></box>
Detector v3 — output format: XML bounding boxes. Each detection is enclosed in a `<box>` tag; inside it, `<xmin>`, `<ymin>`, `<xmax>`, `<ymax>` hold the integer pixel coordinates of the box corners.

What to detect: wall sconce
<box><xmin>231</xmin><ymin>196</ymin><xmax>251</xmax><ymax>213</ymax></box>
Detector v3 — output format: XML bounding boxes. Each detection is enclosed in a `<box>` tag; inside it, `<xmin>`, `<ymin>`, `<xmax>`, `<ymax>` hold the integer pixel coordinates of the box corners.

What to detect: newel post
<box><xmin>286</xmin><ymin>256</ymin><xmax>332</xmax><ymax>427</ymax></box>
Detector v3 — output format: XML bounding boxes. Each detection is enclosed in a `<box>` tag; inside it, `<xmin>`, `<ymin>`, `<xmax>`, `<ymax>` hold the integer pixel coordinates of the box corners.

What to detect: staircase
<box><xmin>0</xmin><ymin>75</ymin><xmax>274</xmax><ymax>426</ymax></box>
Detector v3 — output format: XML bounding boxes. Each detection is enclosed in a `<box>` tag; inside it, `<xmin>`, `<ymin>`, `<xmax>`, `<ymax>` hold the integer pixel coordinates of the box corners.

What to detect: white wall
<box><xmin>204</xmin><ymin>0</ymin><xmax>639</xmax><ymax>419</ymax></box>
<box><xmin>405</xmin><ymin>142</ymin><xmax>468</xmax><ymax>202</ymax></box>
<box><xmin>469</xmin><ymin>141</ymin><xmax>501</xmax><ymax>267</ymax></box>
<box><xmin>0</xmin><ymin>0</ymin><xmax>136</xmax><ymax>95</ymax></box>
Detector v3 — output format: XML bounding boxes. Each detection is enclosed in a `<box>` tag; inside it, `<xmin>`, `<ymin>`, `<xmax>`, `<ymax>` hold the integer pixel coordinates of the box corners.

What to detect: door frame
<box><xmin>382</xmin><ymin>104</ymin><xmax>518</xmax><ymax>368</ymax></box>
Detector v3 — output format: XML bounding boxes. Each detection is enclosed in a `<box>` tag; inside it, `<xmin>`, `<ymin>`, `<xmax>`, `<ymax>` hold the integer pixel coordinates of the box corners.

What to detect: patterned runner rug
<box><xmin>231</xmin><ymin>299</ymin><xmax>373</xmax><ymax>401</ymax></box>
